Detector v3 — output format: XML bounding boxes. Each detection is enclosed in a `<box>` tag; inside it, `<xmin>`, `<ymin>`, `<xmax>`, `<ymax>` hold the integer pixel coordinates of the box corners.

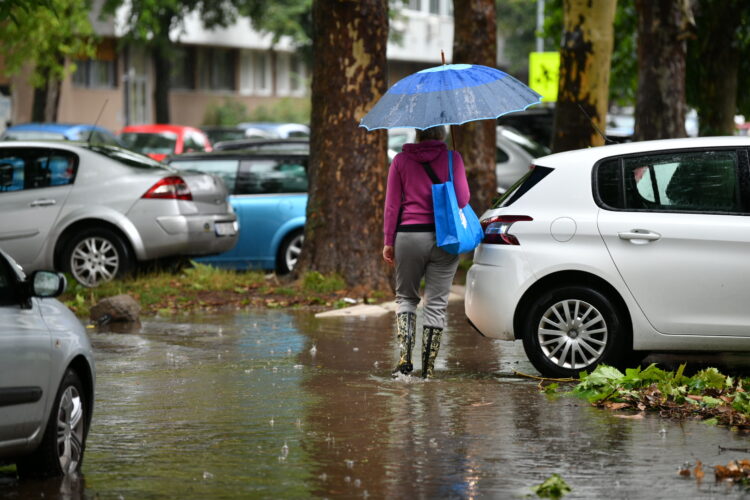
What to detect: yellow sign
<box><xmin>528</xmin><ymin>52</ymin><xmax>560</xmax><ymax>102</ymax></box>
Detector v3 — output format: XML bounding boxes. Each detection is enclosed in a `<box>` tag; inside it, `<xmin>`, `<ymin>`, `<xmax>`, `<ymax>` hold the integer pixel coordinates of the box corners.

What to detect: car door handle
<box><xmin>618</xmin><ymin>230</ymin><xmax>661</xmax><ymax>242</ymax></box>
<box><xmin>30</xmin><ymin>199</ymin><xmax>56</xmax><ymax>207</ymax></box>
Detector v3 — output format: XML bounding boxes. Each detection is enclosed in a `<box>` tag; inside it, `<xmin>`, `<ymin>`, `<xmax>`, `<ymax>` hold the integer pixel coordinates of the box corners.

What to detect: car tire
<box><xmin>16</xmin><ymin>369</ymin><xmax>88</xmax><ymax>479</ymax></box>
<box><xmin>276</xmin><ymin>229</ymin><xmax>304</xmax><ymax>275</ymax></box>
<box><xmin>62</xmin><ymin>227</ymin><xmax>133</xmax><ymax>287</ymax></box>
<box><xmin>521</xmin><ymin>285</ymin><xmax>630</xmax><ymax>378</ymax></box>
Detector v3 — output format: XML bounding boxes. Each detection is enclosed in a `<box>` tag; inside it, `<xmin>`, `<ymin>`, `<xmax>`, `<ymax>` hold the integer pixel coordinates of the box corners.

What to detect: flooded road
<box><xmin>4</xmin><ymin>302</ymin><xmax>750</xmax><ymax>499</ymax></box>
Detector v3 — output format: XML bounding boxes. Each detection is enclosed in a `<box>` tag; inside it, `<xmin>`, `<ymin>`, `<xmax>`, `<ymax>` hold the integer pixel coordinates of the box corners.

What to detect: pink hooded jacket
<box><xmin>383</xmin><ymin>140</ymin><xmax>471</xmax><ymax>246</ymax></box>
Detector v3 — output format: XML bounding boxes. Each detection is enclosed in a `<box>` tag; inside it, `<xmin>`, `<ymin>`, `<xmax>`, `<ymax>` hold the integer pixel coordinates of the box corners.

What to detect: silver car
<box><xmin>0</xmin><ymin>248</ymin><xmax>95</xmax><ymax>478</ymax></box>
<box><xmin>0</xmin><ymin>142</ymin><xmax>238</xmax><ymax>286</ymax></box>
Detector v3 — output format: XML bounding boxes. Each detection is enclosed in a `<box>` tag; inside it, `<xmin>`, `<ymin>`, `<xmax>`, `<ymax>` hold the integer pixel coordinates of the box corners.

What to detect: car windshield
<box><xmin>85</xmin><ymin>144</ymin><xmax>167</xmax><ymax>169</ymax></box>
<box><xmin>3</xmin><ymin>131</ymin><xmax>66</xmax><ymax>141</ymax></box>
<box><xmin>492</xmin><ymin>165</ymin><xmax>554</xmax><ymax>208</ymax></box>
<box><xmin>501</xmin><ymin>127</ymin><xmax>550</xmax><ymax>158</ymax></box>
<box><xmin>120</xmin><ymin>132</ymin><xmax>177</xmax><ymax>155</ymax></box>
<box><xmin>205</xmin><ymin>129</ymin><xmax>246</xmax><ymax>143</ymax></box>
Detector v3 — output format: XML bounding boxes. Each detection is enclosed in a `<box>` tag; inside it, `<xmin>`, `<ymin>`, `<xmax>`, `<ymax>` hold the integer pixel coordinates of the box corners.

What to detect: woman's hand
<box><xmin>382</xmin><ymin>245</ymin><xmax>395</xmax><ymax>266</ymax></box>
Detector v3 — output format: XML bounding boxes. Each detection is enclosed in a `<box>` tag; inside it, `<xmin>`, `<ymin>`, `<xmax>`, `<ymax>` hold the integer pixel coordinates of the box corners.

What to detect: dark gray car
<box><xmin>0</xmin><ymin>142</ymin><xmax>238</xmax><ymax>286</ymax></box>
<box><xmin>0</xmin><ymin>248</ymin><xmax>95</xmax><ymax>478</ymax></box>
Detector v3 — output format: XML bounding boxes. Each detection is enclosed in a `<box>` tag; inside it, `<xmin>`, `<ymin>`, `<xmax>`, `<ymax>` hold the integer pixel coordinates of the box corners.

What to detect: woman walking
<box><xmin>382</xmin><ymin>125</ymin><xmax>471</xmax><ymax>379</ymax></box>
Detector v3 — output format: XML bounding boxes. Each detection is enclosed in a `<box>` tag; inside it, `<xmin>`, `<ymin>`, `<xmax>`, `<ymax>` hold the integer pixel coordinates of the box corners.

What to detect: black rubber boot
<box><xmin>392</xmin><ymin>312</ymin><xmax>416</xmax><ymax>376</ymax></box>
<box><xmin>421</xmin><ymin>326</ymin><xmax>443</xmax><ymax>379</ymax></box>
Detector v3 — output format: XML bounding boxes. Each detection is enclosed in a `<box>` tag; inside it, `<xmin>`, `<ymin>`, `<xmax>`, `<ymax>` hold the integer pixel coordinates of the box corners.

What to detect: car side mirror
<box><xmin>30</xmin><ymin>270</ymin><xmax>67</xmax><ymax>298</ymax></box>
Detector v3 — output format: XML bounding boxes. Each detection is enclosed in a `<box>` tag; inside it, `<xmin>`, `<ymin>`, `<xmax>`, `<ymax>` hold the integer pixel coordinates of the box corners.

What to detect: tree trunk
<box><xmin>31</xmin><ymin>66</ymin><xmax>61</xmax><ymax>123</ymax></box>
<box><xmin>297</xmin><ymin>0</ymin><xmax>390</xmax><ymax>291</ymax></box>
<box><xmin>690</xmin><ymin>0</ymin><xmax>742</xmax><ymax>136</ymax></box>
<box><xmin>152</xmin><ymin>44</ymin><xmax>171</xmax><ymax>123</ymax></box>
<box><xmin>44</xmin><ymin>78</ymin><xmax>61</xmax><ymax>122</ymax></box>
<box><xmin>31</xmin><ymin>84</ymin><xmax>47</xmax><ymax>122</ymax></box>
<box><xmin>634</xmin><ymin>0</ymin><xmax>691</xmax><ymax>140</ymax></box>
<box><xmin>552</xmin><ymin>0</ymin><xmax>617</xmax><ymax>153</ymax></box>
<box><xmin>452</xmin><ymin>0</ymin><xmax>497</xmax><ymax>213</ymax></box>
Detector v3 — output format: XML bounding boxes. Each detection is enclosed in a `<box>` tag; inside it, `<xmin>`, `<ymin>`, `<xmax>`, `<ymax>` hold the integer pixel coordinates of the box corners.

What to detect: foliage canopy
<box><xmin>0</xmin><ymin>0</ymin><xmax>96</xmax><ymax>88</ymax></box>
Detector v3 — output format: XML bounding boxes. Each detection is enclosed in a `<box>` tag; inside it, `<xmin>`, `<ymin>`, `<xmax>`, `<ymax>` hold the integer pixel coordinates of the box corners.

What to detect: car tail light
<box><xmin>142</xmin><ymin>176</ymin><xmax>192</xmax><ymax>201</ymax></box>
<box><xmin>480</xmin><ymin>215</ymin><xmax>533</xmax><ymax>245</ymax></box>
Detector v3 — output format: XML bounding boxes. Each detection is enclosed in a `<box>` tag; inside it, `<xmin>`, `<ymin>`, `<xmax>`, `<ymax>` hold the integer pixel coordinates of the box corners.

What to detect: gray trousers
<box><xmin>394</xmin><ymin>231</ymin><xmax>459</xmax><ymax>329</ymax></box>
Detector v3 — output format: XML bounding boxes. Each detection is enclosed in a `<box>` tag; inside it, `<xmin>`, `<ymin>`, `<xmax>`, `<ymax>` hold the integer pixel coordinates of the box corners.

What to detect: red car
<box><xmin>119</xmin><ymin>124</ymin><xmax>212</xmax><ymax>162</ymax></box>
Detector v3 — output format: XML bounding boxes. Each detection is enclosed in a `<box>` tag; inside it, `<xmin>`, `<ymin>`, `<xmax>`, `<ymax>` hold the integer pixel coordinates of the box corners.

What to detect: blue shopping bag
<box><xmin>422</xmin><ymin>151</ymin><xmax>484</xmax><ymax>255</ymax></box>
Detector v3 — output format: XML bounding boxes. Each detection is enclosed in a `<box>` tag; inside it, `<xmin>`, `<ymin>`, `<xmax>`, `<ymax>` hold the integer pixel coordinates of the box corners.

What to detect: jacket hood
<box><xmin>402</xmin><ymin>140</ymin><xmax>447</xmax><ymax>164</ymax></box>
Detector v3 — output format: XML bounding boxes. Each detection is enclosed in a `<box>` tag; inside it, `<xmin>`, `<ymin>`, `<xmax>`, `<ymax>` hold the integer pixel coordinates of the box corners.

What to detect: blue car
<box><xmin>1</xmin><ymin>123</ymin><xmax>124</xmax><ymax>147</ymax></box>
<box><xmin>166</xmin><ymin>149</ymin><xmax>307</xmax><ymax>273</ymax></box>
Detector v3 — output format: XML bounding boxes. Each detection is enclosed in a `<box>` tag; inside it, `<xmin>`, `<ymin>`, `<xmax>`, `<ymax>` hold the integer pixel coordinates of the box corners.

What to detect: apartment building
<box><xmin>2</xmin><ymin>0</ymin><xmax>456</xmax><ymax>134</ymax></box>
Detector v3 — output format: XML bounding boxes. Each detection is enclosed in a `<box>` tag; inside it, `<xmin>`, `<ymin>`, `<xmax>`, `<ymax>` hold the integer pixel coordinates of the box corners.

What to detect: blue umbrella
<box><xmin>360</xmin><ymin>63</ymin><xmax>542</xmax><ymax>131</ymax></box>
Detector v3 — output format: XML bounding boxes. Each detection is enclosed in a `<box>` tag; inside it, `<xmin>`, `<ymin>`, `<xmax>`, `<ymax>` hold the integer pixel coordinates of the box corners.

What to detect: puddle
<box><xmin>3</xmin><ymin>304</ymin><xmax>750</xmax><ymax>499</ymax></box>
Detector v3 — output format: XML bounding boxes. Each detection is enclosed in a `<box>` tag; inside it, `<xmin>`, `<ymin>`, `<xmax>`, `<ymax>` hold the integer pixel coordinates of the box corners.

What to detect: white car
<box><xmin>0</xmin><ymin>248</ymin><xmax>95</xmax><ymax>478</ymax></box>
<box><xmin>465</xmin><ymin>136</ymin><xmax>750</xmax><ymax>378</ymax></box>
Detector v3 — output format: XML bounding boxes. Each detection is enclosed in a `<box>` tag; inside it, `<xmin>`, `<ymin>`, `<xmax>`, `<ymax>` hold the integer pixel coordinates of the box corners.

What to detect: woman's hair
<box><xmin>416</xmin><ymin>125</ymin><xmax>446</xmax><ymax>142</ymax></box>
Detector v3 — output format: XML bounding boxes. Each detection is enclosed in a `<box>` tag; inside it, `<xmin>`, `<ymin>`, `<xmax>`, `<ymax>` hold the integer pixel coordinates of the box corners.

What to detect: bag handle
<box><xmin>420</xmin><ymin>150</ymin><xmax>454</xmax><ymax>185</ymax></box>
<box><xmin>420</xmin><ymin>162</ymin><xmax>441</xmax><ymax>184</ymax></box>
<box><xmin>448</xmin><ymin>150</ymin><xmax>454</xmax><ymax>183</ymax></box>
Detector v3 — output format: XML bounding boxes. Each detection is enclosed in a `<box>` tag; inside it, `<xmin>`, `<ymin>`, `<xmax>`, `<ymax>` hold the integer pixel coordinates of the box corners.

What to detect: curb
<box><xmin>314</xmin><ymin>285</ymin><xmax>465</xmax><ymax>319</ymax></box>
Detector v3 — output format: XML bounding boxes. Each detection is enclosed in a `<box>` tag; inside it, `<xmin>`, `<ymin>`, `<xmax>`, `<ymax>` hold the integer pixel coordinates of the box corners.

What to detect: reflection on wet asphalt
<box><xmin>3</xmin><ymin>302</ymin><xmax>750</xmax><ymax>499</ymax></box>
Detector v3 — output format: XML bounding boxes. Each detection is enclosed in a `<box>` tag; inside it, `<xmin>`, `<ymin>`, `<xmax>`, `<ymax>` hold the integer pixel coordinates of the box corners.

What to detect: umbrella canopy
<box><xmin>360</xmin><ymin>64</ymin><xmax>542</xmax><ymax>131</ymax></box>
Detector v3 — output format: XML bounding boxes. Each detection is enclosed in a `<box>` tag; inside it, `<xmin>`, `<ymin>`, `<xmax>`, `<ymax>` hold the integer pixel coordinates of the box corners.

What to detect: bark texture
<box><xmin>634</xmin><ymin>0</ymin><xmax>692</xmax><ymax>140</ymax></box>
<box><xmin>552</xmin><ymin>0</ymin><xmax>617</xmax><ymax>153</ymax></box>
<box><xmin>690</xmin><ymin>0</ymin><xmax>744</xmax><ymax>136</ymax></box>
<box><xmin>452</xmin><ymin>0</ymin><xmax>497</xmax><ymax>213</ymax></box>
<box><xmin>297</xmin><ymin>0</ymin><xmax>390</xmax><ymax>291</ymax></box>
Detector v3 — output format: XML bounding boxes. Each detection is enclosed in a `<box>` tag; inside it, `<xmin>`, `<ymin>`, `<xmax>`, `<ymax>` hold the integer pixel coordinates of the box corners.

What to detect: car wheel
<box><xmin>16</xmin><ymin>369</ymin><xmax>88</xmax><ymax>479</ymax></box>
<box><xmin>277</xmin><ymin>230</ymin><xmax>304</xmax><ymax>274</ymax></box>
<box><xmin>521</xmin><ymin>285</ymin><xmax>629</xmax><ymax>378</ymax></box>
<box><xmin>62</xmin><ymin>228</ymin><xmax>133</xmax><ymax>287</ymax></box>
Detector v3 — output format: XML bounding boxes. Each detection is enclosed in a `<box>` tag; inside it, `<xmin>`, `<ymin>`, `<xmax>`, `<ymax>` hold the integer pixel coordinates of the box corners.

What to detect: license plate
<box><xmin>214</xmin><ymin>221</ymin><xmax>236</xmax><ymax>237</ymax></box>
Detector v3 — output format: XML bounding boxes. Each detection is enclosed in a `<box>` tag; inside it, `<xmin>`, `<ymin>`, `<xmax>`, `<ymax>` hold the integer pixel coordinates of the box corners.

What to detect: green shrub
<box><xmin>202</xmin><ymin>98</ymin><xmax>251</xmax><ymax>126</ymax></box>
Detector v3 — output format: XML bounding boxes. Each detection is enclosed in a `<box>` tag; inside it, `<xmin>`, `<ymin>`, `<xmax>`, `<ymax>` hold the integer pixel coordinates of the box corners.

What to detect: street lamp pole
<box><xmin>536</xmin><ymin>0</ymin><xmax>545</xmax><ymax>53</ymax></box>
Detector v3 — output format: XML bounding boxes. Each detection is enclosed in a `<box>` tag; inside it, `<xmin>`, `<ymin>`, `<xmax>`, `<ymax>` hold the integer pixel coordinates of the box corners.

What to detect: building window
<box><xmin>276</xmin><ymin>53</ymin><xmax>307</xmax><ymax>97</ymax></box>
<box><xmin>429</xmin><ymin>0</ymin><xmax>440</xmax><ymax>14</ymax></box>
<box><xmin>72</xmin><ymin>59</ymin><xmax>117</xmax><ymax>89</ymax></box>
<box><xmin>408</xmin><ymin>0</ymin><xmax>422</xmax><ymax>11</ymax></box>
<box><xmin>239</xmin><ymin>50</ymin><xmax>272</xmax><ymax>96</ymax></box>
<box><xmin>197</xmin><ymin>47</ymin><xmax>237</xmax><ymax>91</ymax></box>
<box><xmin>72</xmin><ymin>39</ymin><xmax>118</xmax><ymax>89</ymax></box>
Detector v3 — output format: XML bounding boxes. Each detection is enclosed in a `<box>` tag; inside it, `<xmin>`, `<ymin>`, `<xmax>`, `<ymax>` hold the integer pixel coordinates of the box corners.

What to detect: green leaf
<box><xmin>530</xmin><ymin>473</ymin><xmax>572</xmax><ymax>499</ymax></box>
<box><xmin>543</xmin><ymin>383</ymin><xmax>559</xmax><ymax>394</ymax></box>
<box><xmin>579</xmin><ymin>365</ymin><xmax>623</xmax><ymax>388</ymax></box>
<box><xmin>702</xmin><ymin>396</ymin><xmax>722</xmax><ymax>407</ymax></box>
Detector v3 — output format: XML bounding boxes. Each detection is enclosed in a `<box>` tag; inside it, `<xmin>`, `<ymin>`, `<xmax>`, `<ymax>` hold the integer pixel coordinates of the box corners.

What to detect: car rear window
<box><xmin>492</xmin><ymin>165</ymin><xmax>553</xmax><ymax>208</ymax></box>
<box><xmin>169</xmin><ymin>159</ymin><xmax>240</xmax><ymax>192</ymax></box>
<box><xmin>120</xmin><ymin>132</ymin><xmax>177</xmax><ymax>155</ymax></box>
<box><xmin>86</xmin><ymin>144</ymin><xmax>165</xmax><ymax>169</ymax></box>
<box><xmin>237</xmin><ymin>158</ymin><xmax>308</xmax><ymax>194</ymax></box>
<box><xmin>595</xmin><ymin>150</ymin><xmax>743</xmax><ymax>213</ymax></box>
